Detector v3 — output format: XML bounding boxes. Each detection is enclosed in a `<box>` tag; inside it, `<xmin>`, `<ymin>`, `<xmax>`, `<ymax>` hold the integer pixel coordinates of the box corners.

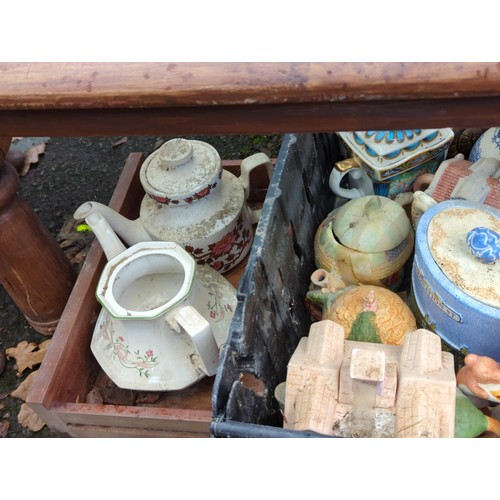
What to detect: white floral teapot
<box><xmin>85</xmin><ymin>212</ymin><xmax>237</xmax><ymax>392</ymax></box>
<box><xmin>74</xmin><ymin>138</ymin><xmax>273</xmax><ymax>273</ymax></box>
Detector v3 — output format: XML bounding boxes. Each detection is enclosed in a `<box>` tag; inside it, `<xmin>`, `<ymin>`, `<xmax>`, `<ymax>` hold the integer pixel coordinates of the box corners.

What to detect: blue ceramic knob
<box><xmin>466</xmin><ymin>226</ymin><xmax>500</xmax><ymax>264</ymax></box>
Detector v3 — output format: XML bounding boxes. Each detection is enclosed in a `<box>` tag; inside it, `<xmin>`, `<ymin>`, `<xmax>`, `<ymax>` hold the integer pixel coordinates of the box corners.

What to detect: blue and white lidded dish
<box><xmin>410</xmin><ymin>199</ymin><xmax>500</xmax><ymax>361</ymax></box>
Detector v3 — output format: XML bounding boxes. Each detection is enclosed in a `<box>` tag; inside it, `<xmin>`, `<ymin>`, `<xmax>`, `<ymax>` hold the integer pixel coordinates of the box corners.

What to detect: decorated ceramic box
<box><xmin>409</xmin><ymin>199</ymin><xmax>500</xmax><ymax>361</ymax></box>
<box><xmin>336</xmin><ymin>128</ymin><xmax>454</xmax><ymax>197</ymax></box>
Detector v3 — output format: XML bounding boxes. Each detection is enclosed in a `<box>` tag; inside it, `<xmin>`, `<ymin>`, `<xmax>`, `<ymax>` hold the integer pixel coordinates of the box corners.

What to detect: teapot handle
<box><xmin>329</xmin><ymin>159</ymin><xmax>374</xmax><ymax>199</ymax></box>
<box><xmin>239</xmin><ymin>152</ymin><xmax>274</xmax><ymax>224</ymax></box>
<box><xmin>168</xmin><ymin>305</ymin><xmax>220</xmax><ymax>376</ymax></box>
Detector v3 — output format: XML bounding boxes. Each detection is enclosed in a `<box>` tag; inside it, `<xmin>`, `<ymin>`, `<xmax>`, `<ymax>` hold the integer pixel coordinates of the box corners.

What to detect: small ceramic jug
<box><xmin>86</xmin><ymin>212</ymin><xmax>237</xmax><ymax>391</ymax></box>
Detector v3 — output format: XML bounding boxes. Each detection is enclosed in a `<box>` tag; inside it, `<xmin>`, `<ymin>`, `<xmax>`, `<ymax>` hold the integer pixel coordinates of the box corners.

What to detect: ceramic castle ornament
<box><xmin>278</xmin><ymin>320</ymin><xmax>457</xmax><ymax>438</ymax></box>
<box><xmin>314</xmin><ymin>195</ymin><xmax>414</xmax><ymax>289</ymax></box>
<box><xmin>277</xmin><ymin>320</ymin><xmax>500</xmax><ymax>438</ymax></box>
<box><xmin>84</xmin><ymin>212</ymin><xmax>237</xmax><ymax>392</ymax></box>
<box><xmin>74</xmin><ymin>139</ymin><xmax>274</xmax><ymax>273</ymax></box>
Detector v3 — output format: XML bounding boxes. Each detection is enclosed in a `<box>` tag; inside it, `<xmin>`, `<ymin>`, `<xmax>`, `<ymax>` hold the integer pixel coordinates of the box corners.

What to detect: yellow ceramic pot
<box><xmin>306</xmin><ymin>284</ymin><xmax>417</xmax><ymax>345</ymax></box>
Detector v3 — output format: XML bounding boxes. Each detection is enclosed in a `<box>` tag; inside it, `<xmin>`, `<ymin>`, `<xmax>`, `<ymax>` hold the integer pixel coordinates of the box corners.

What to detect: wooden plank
<box><xmin>0</xmin><ymin>62</ymin><xmax>499</xmax><ymax>110</ymax></box>
<box><xmin>2</xmin><ymin>96</ymin><xmax>500</xmax><ymax>136</ymax></box>
<box><xmin>51</xmin><ymin>402</ymin><xmax>212</xmax><ymax>435</ymax></box>
<box><xmin>66</xmin><ymin>424</ymin><xmax>208</xmax><ymax>438</ymax></box>
<box><xmin>0</xmin><ymin>63</ymin><xmax>499</xmax><ymax>135</ymax></box>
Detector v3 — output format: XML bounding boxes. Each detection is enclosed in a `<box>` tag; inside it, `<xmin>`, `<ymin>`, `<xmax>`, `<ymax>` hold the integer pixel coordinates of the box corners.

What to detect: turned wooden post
<box><xmin>0</xmin><ymin>158</ymin><xmax>77</xmax><ymax>334</ymax></box>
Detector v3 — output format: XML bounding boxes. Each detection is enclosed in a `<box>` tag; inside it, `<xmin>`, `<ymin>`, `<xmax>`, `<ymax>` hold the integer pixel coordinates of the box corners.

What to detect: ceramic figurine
<box><xmin>409</xmin><ymin>198</ymin><xmax>500</xmax><ymax>360</ymax></box>
<box><xmin>332</xmin><ymin>128</ymin><xmax>454</xmax><ymax>199</ymax></box>
<box><xmin>84</xmin><ymin>212</ymin><xmax>237</xmax><ymax>392</ymax></box>
<box><xmin>306</xmin><ymin>281</ymin><xmax>417</xmax><ymax>346</ymax></box>
<box><xmin>74</xmin><ymin>138</ymin><xmax>274</xmax><ymax>273</ymax></box>
<box><xmin>469</xmin><ymin>127</ymin><xmax>500</xmax><ymax>162</ymax></box>
<box><xmin>455</xmin><ymin>387</ymin><xmax>500</xmax><ymax>438</ymax></box>
<box><xmin>279</xmin><ymin>320</ymin><xmax>458</xmax><ymax>438</ymax></box>
<box><xmin>456</xmin><ymin>354</ymin><xmax>500</xmax><ymax>403</ymax></box>
<box><xmin>314</xmin><ymin>195</ymin><xmax>414</xmax><ymax>289</ymax></box>
<box><xmin>346</xmin><ymin>290</ymin><xmax>382</xmax><ymax>344</ymax></box>
<box><xmin>412</xmin><ymin>155</ymin><xmax>500</xmax><ymax>216</ymax></box>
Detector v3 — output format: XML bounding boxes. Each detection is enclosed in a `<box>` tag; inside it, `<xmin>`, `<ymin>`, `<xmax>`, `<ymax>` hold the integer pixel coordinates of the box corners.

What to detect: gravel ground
<box><xmin>0</xmin><ymin>134</ymin><xmax>283</xmax><ymax>438</ymax></box>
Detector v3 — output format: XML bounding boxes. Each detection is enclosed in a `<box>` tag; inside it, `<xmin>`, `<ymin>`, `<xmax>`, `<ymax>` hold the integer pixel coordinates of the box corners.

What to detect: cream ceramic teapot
<box><xmin>314</xmin><ymin>195</ymin><xmax>414</xmax><ymax>289</ymax></box>
<box><xmin>74</xmin><ymin>138</ymin><xmax>273</xmax><ymax>273</ymax></box>
<box><xmin>85</xmin><ymin>212</ymin><xmax>237</xmax><ymax>392</ymax></box>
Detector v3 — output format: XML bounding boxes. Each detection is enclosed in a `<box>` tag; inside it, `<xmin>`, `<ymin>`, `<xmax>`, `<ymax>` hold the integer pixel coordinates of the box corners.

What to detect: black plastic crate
<box><xmin>211</xmin><ymin>133</ymin><xmax>342</xmax><ymax>437</ymax></box>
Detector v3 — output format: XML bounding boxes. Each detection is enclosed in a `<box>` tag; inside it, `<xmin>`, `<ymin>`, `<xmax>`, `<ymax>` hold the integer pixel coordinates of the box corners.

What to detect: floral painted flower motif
<box><xmin>182</xmin><ymin>214</ymin><xmax>253</xmax><ymax>273</ymax></box>
<box><xmin>210</xmin><ymin>230</ymin><xmax>237</xmax><ymax>257</ymax></box>
<box><xmin>183</xmin><ymin>182</ymin><xmax>217</xmax><ymax>204</ymax></box>
<box><xmin>149</xmin><ymin>193</ymin><xmax>180</xmax><ymax>205</ymax></box>
<box><xmin>206</xmin><ymin>283</ymin><xmax>234</xmax><ymax>322</ymax></box>
<box><xmin>104</xmin><ymin>329</ymin><xmax>159</xmax><ymax>379</ymax></box>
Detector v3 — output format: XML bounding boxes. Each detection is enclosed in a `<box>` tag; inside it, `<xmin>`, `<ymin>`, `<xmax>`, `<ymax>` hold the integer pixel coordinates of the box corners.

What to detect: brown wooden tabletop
<box><xmin>0</xmin><ymin>62</ymin><xmax>499</xmax><ymax>136</ymax></box>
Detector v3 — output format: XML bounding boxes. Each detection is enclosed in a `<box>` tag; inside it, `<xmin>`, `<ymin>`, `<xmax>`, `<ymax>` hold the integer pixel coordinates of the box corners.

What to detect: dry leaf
<box><xmin>6</xmin><ymin>339</ymin><xmax>51</xmax><ymax>375</ymax></box>
<box><xmin>70</xmin><ymin>250</ymin><xmax>87</xmax><ymax>264</ymax></box>
<box><xmin>0</xmin><ymin>419</ymin><xmax>10</xmax><ymax>438</ymax></box>
<box><xmin>10</xmin><ymin>370</ymin><xmax>39</xmax><ymax>401</ymax></box>
<box><xmin>17</xmin><ymin>403</ymin><xmax>45</xmax><ymax>432</ymax></box>
<box><xmin>112</xmin><ymin>137</ymin><xmax>128</xmax><ymax>148</ymax></box>
<box><xmin>19</xmin><ymin>142</ymin><xmax>46</xmax><ymax>176</ymax></box>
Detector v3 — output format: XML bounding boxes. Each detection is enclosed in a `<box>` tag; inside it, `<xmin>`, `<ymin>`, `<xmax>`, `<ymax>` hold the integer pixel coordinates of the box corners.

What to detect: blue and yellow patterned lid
<box><xmin>353</xmin><ymin>129</ymin><xmax>439</xmax><ymax>157</ymax></box>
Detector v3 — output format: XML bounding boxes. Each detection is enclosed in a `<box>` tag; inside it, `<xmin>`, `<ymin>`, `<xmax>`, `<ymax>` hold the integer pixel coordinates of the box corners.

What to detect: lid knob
<box><xmin>466</xmin><ymin>226</ymin><xmax>500</xmax><ymax>264</ymax></box>
<box><xmin>158</xmin><ymin>138</ymin><xmax>193</xmax><ymax>168</ymax></box>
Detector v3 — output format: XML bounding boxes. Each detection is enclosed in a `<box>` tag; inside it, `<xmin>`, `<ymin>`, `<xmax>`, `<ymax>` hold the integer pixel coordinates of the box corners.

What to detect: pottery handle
<box><xmin>329</xmin><ymin>159</ymin><xmax>374</xmax><ymax>199</ymax></box>
<box><xmin>410</xmin><ymin>191</ymin><xmax>437</xmax><ymax>229</ymax></box>
<box><xmin>239</xmin><ymin>152</ymin><xmax>274</xmax><ymax>224</ymax></box>
<box><xmin>172</xmin><ymin>305</ymin><xmax>220</xmax><ymax>376</ymax></box>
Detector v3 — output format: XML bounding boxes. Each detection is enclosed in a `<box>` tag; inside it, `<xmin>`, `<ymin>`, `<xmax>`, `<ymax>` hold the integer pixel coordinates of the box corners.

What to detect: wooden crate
<box><xmin>27</xmin><ymin>152</ymin><xmax>271</xmax><ymax>437</ymax></box>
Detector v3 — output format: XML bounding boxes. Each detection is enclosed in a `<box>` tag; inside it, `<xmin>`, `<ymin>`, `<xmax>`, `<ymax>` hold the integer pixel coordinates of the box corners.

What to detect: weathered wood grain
<box><xmin>0</xmin><ymin>62</ymin><xmax>499</xmax><ymax>135</ymax></box>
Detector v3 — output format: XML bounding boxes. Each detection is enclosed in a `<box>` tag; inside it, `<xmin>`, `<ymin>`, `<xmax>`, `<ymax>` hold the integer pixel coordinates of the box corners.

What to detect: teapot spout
<box><xmin>73</xmin><ymin>201</ymin><xmax>151</xmax><ymax>246</ymax></box>
<box><xmin>84</xmin><ymin>212</ymin><xmax>127</xmax><ymax>261</ymax></box>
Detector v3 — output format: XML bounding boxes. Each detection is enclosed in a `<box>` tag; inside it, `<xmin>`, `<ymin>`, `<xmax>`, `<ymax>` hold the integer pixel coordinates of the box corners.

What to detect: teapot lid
<box><xmin>140</xmin><ymin>138</ymin><xmax>221</xmax><ymax>205</ymax></box>
<box><xmin>338</xmin><ymin>128</ymin><xmax>454</xmax><ymax>170</ymax></box>
<box><xmin>350</xmin><ymin>129</ymin><xmax>439</xmax><ymax>157</ymax></box>
<box><xmin>426</xmin><ymin>203</ymin><xmax>500</xmax><ymax>308</ymax></box>
<box><xmin>333</xmin><ymin>195</ymin><xmax>412</xmax><ymax>252</ymax></box>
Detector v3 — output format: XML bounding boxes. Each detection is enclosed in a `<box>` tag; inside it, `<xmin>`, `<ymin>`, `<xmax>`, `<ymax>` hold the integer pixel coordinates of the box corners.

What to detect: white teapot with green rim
<box><xmin>85</xmin><ymin>212</ymin><xmax>237</xmax><ymax>392</ymax></box>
